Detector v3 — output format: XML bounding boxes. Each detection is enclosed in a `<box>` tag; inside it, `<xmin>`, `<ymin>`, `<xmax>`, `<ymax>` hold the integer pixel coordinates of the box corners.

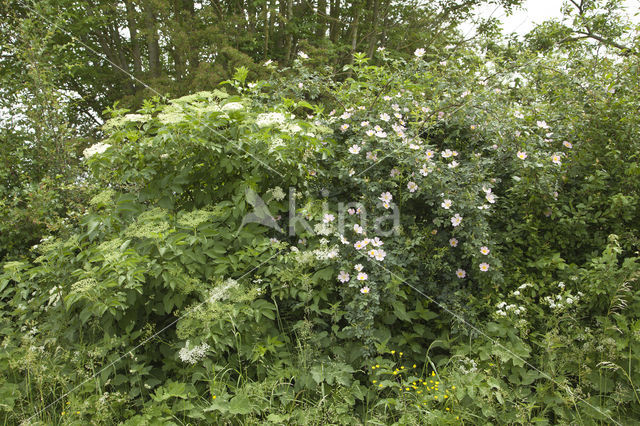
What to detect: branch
<box><xmin>572</xmin><ymin>30</ymin><xmax>635</xmax><ymax>56</ymax></box>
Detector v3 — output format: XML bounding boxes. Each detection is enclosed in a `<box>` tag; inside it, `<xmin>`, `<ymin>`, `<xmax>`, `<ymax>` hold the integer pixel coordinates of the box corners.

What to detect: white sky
<box><xmin>460</xmin><ymin>0</ymin><xmax>640</xmax><ymax>37</ymax></box>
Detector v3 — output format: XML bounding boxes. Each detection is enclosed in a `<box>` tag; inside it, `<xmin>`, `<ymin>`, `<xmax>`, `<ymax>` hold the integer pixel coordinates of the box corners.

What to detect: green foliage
<box><xmin>1</xmin><ymin>11</ymin><xmax>640</xmax><ymax>424</ymax></box>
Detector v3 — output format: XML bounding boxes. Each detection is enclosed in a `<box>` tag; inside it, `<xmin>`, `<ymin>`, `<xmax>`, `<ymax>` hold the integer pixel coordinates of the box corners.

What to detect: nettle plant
<box><xmin>1</xmin><ymin>48</ymin><xmax>639</xmax><ymax>423</ymax></box>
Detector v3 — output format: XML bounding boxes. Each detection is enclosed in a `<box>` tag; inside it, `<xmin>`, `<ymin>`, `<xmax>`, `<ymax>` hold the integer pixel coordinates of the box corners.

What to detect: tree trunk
<box><xmin>284</xmin><ymin>0</ymin><xmax>294</xmax><ymax>63</ymax></box>
<box><xmin>263</xmin><ymin>0</ymin><xmax>271</xmax><ymax>59</ymax></box>
<box><xmin>367</xmin><ymin>0</ymin><xmax>379</xmax><ymax>58</ymax></box>
<box><xmin>350</xmin><ymin>2</ymin><xmax>360</xmax><ymax>57</ymax></box>
<box><xmin>316</xmin><ymin>0</ymin><xmax>327</xmax><ymax>39</ymax></box>
<box><xmin>125</xmin><ymin>0</ymin><xmax>143</xmax><ymax>76</ymax></box>
<box><xmin>329</xmin><ymin>0</ymin><xmax>341</xmax><ymax>43</ymax></box>
<box><xmin>143</xmin><ymin>1</ymin><xmax>161</xmax><ymax>78</ymax></box>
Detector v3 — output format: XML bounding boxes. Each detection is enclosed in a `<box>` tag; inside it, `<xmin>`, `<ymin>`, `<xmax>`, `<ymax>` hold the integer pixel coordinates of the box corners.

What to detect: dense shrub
<box><xmin>1</xmin><ymin>48</ymin><xmax>639</xmax><ymax>424</ymax></box>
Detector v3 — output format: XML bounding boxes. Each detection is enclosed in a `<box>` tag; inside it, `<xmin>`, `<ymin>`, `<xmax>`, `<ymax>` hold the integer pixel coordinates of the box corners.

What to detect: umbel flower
<box><xmin>83</xmin><ymin>142</ymin><xmax>111</xmax><ymax>159</ymax></box>
<box><xmin>179</xmin><ymin>341</ymin><xmax>210</xmax><ymax>364</ymax></box>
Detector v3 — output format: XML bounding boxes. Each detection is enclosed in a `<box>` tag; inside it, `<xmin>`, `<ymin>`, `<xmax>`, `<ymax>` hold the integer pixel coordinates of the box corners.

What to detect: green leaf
<box><xmin>228</xmin><ymin>394</ymin><xmax>252</xmax><ymax>415</ymax></box>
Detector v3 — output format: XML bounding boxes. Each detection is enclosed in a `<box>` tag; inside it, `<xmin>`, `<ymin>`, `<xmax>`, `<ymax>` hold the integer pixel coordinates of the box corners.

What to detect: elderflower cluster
<box><xmin>256</xmin><ymin>112</ymin><xmax>287</xmax><ymax>128</ymax></box>
<box><xmin>83</xmin><ymin>142</ymin><xmax>111</xmax><ymax>159</ymax></box>
<box><xmin>269</xmin><ymin>186</ymin><xmax>286</xmax><ymax>201</ymax></box>
<box><xmin>207</xmin><ymin>278</ymin><xmax>239</xmax><ymax>304</ymax></box>
<box><xmin>314</xmin><ymin>246</ymin><xmax>339</xmax><ymax>260</ymax></box>
<box><xmin>314</xmin><ymin>222</ymin><xmax>333</xmax><ymax>236</ymax></box>
<box><xmin>221</xmin><ymin>102</ymin><xmax>244</xmax><ymax>112</ymax></box>
<box><xmin>178</xmin><ymin>340</ymin><xmax>210</xmax><ymax>364</ymax></box>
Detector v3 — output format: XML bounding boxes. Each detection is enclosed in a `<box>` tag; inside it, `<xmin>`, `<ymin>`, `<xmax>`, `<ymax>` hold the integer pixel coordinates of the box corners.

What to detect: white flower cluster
<box><xmin>269</xmin><ymin>186</ymin><xmax>286</xmax><ymax>201</ymax></box>
<box><xmin>83</xmin><ymin>142</ymin><xmax>111</xmax><ymax>159</ymax></box>
<box><xmin>314</xmin><ymin>246</ymin><xmax>339</xmax><ymax>260</ymax></box>
<box><xmin>495</xmin><ymin>301</ymin><xmax>526</xmax><ymax>317</ymax></box>
<box><xmin>222</xmin><ymin>102</ymin><xmax>244</xmax><ymax>112</ymax></box>
<box><xmin>314</xmin><ymin>222</ymin><xmax>333</xmax><ymax>236</ymax></box>
<box><xmin>178</xmin><ymin>340</ymin><xmax>210</xmax><ymax>364</ymax></box>
<box><xmin>123</xmin><ymin>113</ymin><xmax>149</xmax><ymax>123</ymax></box>
<box><xmin>207</xmin><ymin>278</ymin><xmax>239</xmax><ymax>304</ymax></box>
<box><xmin>256</xmin><ymin>112</ymin><xmax>287</xmax><ymax>128</ymax></box>
<box><xmin>543</xmin><ymin>289</ymin><xmax>583</xmax><ymax>310</ymax></box>
<box><xmin>47</xmin><ymin>285</ymin><xmax>63</xmax><ymax>307</ymax></box>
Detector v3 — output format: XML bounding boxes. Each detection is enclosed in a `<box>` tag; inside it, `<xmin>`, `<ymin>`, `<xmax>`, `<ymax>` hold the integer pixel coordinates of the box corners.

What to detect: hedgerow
<box><xmin>1</xmin><ymin>46</ymin><xmax>639</xmax><ymax>424</ymax></box>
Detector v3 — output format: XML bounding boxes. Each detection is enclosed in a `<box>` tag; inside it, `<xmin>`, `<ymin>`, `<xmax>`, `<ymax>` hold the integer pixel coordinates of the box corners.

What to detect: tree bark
<box><xmin>143</xmin><ymin>0</ymin><xmax>162</xmax><ymax>78</ymax></box>
<box><xmin>329</xmin><ymin>0</ymin><xmax>341</xmax><ymax>43</ymax></box>
<box><xmin>284</xmin><ymin>0</ymin><xmax>294</xmax><ymax>63</ymax></box>
<box><xmin>367</xmin><ymin>0</ymin><xmax>379</xmax><ymax>58</ymax></box>
<box><xmin>263</xmin><ymin>0</ymin><xmax>271</xmax><ymax>59</ymax></box>
<box><xmin>316</xmin><ymin>0</ymin><xmax>327</xmax><ymax>39</ymax></box>
<box><xmin>349</xmin><ymin>1</ymin><xmax>361</xmax><ymax>57</ymax></box>
<box><xmin>125</xmin><ymin>0</ymin><xmax>143</xmax><ymax>76</ymax></box>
